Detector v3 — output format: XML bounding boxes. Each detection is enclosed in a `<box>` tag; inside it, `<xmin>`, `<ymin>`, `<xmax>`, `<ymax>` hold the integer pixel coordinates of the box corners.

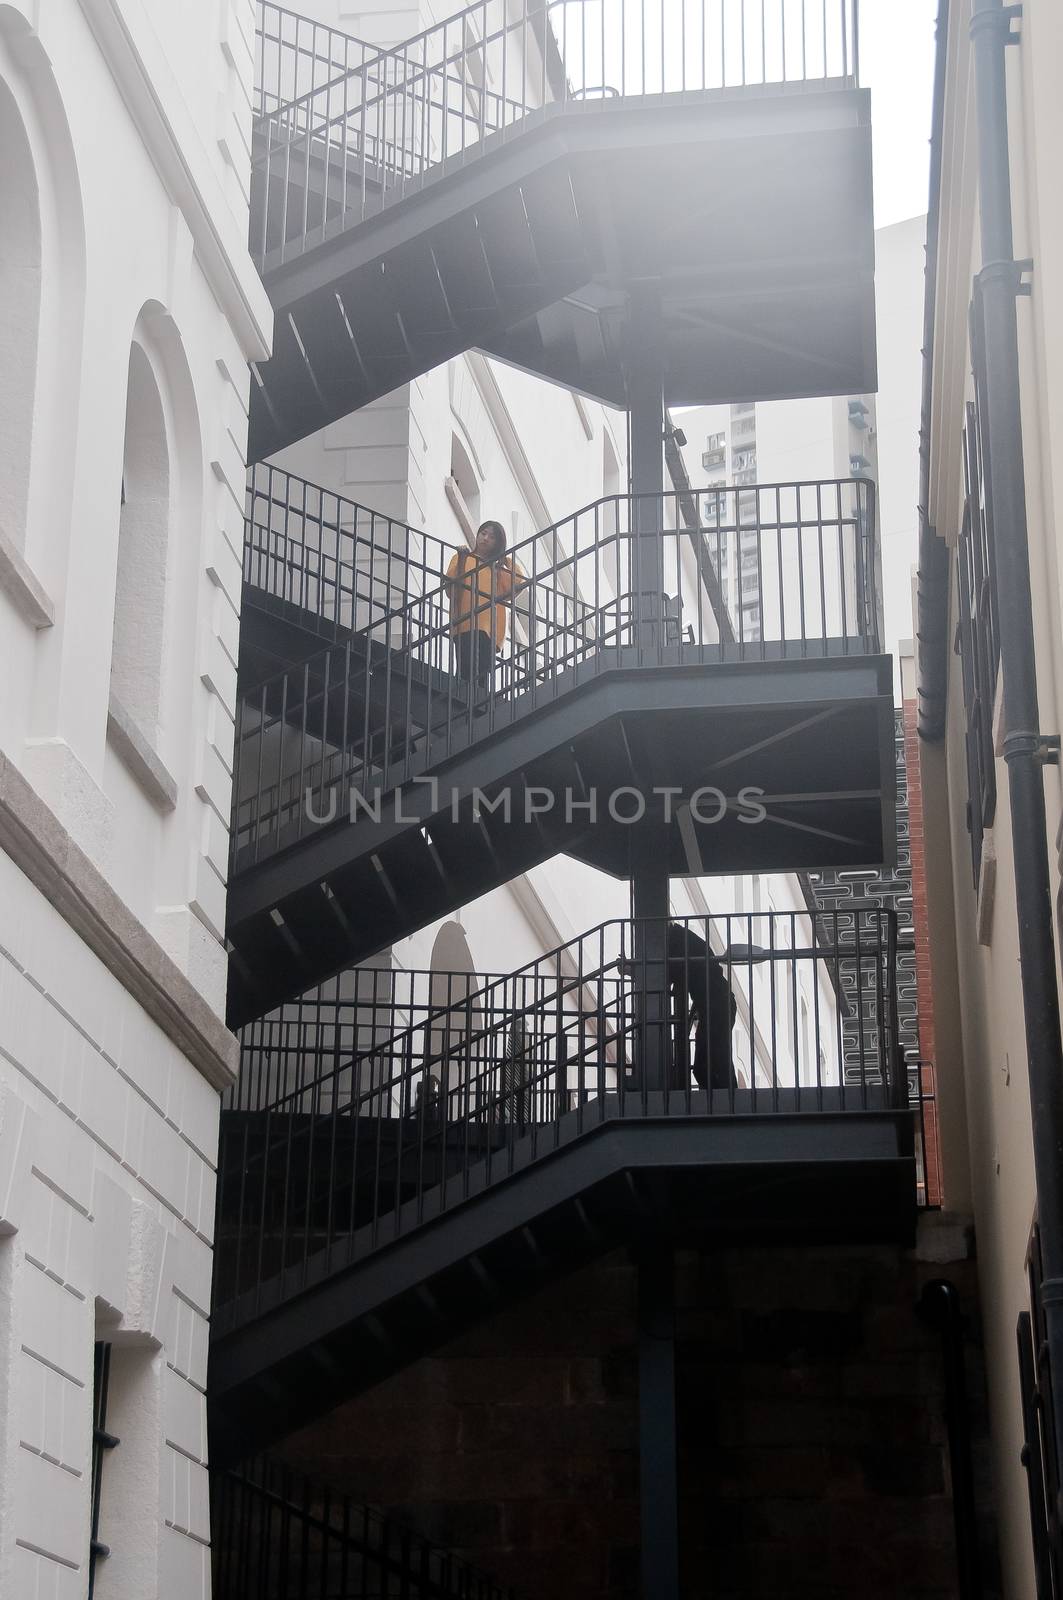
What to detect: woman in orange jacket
<box><xmin>444</xmin><ymin>520</ymin><xmax>527</xmax><ymax>686</ymax></box>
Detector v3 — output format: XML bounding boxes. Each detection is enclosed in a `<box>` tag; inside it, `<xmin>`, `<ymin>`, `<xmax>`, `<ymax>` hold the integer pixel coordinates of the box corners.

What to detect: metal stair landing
<box><xmin>225</xmin><ymin>481</ymin><xmax>893</xmax><ymax>1028</ymax></box>
<box><xmin>209</xmin><ymin>911</ymin><xmax>917</xmax><ymax>1463</ymax></box>
<box><xmin>248</xmin><ymin>0</ymin><xmax>872</xmax><ymax>458</ymax></box>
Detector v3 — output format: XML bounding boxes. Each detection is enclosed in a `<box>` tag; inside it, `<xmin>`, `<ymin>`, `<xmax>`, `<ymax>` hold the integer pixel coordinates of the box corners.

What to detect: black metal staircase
<box><xmin>213</xmin><ymin>1453</ymin><xmax>517</xmax><ymax>1598</ymax></box>
<box><xmin>248</xmin><ymin>0</ymin><xmax>874</xmax><ymax>458</ymax></box>
<box><xmin>226</xmin><ymin>476</ymin><xmax>893</xmax><ymax>1026</ymax></box>
<box><xmin>240</xmin><ymin>460</ymin><xmax>453</xmax><ymax>684</ymax></box>
<box><xmin>210</xmin><ymin>910</ymin><xmax>916</xmax><ymax>1463</ymax></box>
<box><xmin>205</xmin><ymin>10</ymin><xmax>927</xmax><ymax>1591</ymax></box>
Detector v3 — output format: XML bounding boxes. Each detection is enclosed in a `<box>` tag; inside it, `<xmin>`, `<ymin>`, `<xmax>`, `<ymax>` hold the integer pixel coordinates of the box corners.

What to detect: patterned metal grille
<box><xmin>808</xmin><ymin>712</ymin><xmax>917</xmax><ymax>1085</ymax></box>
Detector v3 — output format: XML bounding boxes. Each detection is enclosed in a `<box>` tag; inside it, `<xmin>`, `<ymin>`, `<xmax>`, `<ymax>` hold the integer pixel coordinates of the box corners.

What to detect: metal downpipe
<box><xmin>970</xmin><ymin>0</ymin><xmax>1063</xmax><ymax>1519</ymax></box>
<box><xmin>916</xmin><ymin>0</ymin><xmax>951</xmax><ymax>741</ymax></box>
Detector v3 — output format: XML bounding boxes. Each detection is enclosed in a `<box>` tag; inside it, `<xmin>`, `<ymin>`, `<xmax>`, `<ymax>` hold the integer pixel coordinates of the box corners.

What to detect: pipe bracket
<box><xmin>976</xmin><ymin>257</ymin><xmax>1034</xmax><ymax>296</ymax></box>
<box><xmin>1038</xmin><ymin>1275</ymin><xmax>1063</xmax><ymax>1310</ymax></box>
<box><xmin>1002</xmin><ymin>730</ymin><xmax>1061</xmax><ymax>766</ymax></box>
<box><xmin>970</xmin><ymin>4</ymin><xmax>1022</xmax><ymax>45</ymax></box>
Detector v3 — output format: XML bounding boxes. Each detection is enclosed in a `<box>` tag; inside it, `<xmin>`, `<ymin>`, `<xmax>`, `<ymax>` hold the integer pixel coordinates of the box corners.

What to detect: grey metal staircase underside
<box><xmin>226</xmin><ymin>648</ymin><xmax>895</xmax><ymax>1027</ymax></box>
<box><xmin>250</xmin><ymin>86</ymin><xmax>875</xmax><ymax>460</ymax></box>
<box><xmin>209</xmin><ymin>1089</ymin><xmax>915</xmax><ymax>1465</ymax></box>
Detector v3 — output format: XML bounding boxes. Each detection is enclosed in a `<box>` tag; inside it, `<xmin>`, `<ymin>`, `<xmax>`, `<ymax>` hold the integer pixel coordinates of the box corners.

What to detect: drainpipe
<box><xmin>916</xmin><ymin>0</ymin><xmax>950</xmax><ymax>741</ymax></box>
<box><xmin>969</xmin><ymin>0</ymin><xmax>1063</xmax><ymax>1505</ymax></box>
<box><xmin>918</xmin><ymin>1280</ymin><xmax>982</xmax><ymax>1600</ymax></box>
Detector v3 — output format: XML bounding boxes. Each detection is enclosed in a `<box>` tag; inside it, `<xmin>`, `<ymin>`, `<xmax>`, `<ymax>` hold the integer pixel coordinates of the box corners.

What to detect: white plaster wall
<box><xmin>0</xmin><ymin>851</ymin><xmax>218</xmax><ymax>1600</ymax></box>
<box><xmin>0</xmin><ymin>0</ymin><xmax>269</xmax><ymax>1015</ymax></box>
<box><xmin>0</xmin><ymin>2</ymin><xmax>266</xmax><ymax>1595</ymax></box>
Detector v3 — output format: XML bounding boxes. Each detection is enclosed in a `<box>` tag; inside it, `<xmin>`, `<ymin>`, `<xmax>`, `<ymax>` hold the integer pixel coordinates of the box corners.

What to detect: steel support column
<box><xmin>627</xmin><ymin>283</ymin><xmax>670</xmax><ymax>1091</ymax></box>
<box><xmin>628</xmin><ymin>284</ymin><xmax>666</xmax><ymax>642</ymax></box>
<box><xmin>637</xmin><ymin>1245</ymin><xmax>680</xmax><ymax>1600</ymax></box>
<box><xmin>631</xmin><ymin>827</ymin><xmax>670</xmax><ymax>1091</ymax></box>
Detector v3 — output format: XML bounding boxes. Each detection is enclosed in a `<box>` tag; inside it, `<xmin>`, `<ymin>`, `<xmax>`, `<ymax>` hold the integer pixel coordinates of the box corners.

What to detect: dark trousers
<box><xmin>690</xmin><ymin>1011</ymin><xmax>737</xmax><ymax>1092</ymax></box>
<box><xmin>454</xmin><ymin>629</ymin><xmax>496</xmax><ymax>686</ymax></box>
<box><xmin>672</xmin><ymin>988</ymin><xmax>737</xmax><ymax>1091</ymax></box>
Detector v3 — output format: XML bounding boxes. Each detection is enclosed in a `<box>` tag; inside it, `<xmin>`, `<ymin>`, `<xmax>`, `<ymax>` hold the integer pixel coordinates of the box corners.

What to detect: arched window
<box><xmin>111</xmin><ymin>341</ymin><xmax>171</xmax><ymax>738</ymax></box>
<box><xmin>602</xmin><ymin>429</ymin><xmax>623</xmax><ymax>596</ymax></box>
<box><xmin>0</xmin><ymin>75</ymin><xmax>40</xmax><ymax>553</ymax></box>
<box><xmin>427</xmin><ymin>922</ymin><xmax>482</xmax><ymax>1111</ymax></box>
<box><xmin>447</xmin><ymin>433</ymin><xmax>481</xmax><ymax>541</ymax></box>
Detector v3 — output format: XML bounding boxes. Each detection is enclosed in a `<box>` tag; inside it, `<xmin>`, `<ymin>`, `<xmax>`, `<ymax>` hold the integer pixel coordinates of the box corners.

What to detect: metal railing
<box><xmin>213</xmin><ymin>1455</ymin><xmax>517</xmax><ymax>1599</ymax></box>
<box><xmin>255</xmin><ymin>2</ymin><xmax>379</xmax><ymax>120</ymax></box>
<box><xmin>231</xmin><ymin>479</ymin><xmax>878</xmax><ymax>870</ymax></box>
<box><xmin>234</xmin><ymin>964</ymin><xmax>514</xmax><ymax>1113</ymax></box>
<box><xmin>215</xmin><ymin>910</ymin><xmax>907</xmax><ymax>1324</ymax></box>
<box><xmin>244</xmin><ymin>463</ymin><xmax>452</xmax><ymax>642</ymax></box>
<box><xmin>1018</xmin><ymin>1223</ymin><xmax>1063</xmax><ymax>1599</ymax></box>
<box><xmin>251</xmin><ymin>0</ymin><xmax>861</xmax><ymax>267</ymax></box>
<box><xmin>910</xmin><ymin>1060</ymin><xmax>942</xmax><ymax>1210</ymax></box>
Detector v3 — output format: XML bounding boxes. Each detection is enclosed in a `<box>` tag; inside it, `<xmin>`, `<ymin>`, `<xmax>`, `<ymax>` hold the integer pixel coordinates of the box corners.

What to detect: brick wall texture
<box><xmin>277</xmin><ymin>1239</ymin><xmax>997</xmax><ymax>1600</ymax></box>
<box><xmin>810</xmin><ymin>701</ymin><xmax>944</xmax><ymax>1205</ymax></box>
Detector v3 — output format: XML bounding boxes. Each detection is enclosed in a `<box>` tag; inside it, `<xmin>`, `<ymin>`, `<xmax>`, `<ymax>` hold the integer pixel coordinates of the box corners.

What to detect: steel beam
<box><xmin>628</xmin><ymin>283</ymin><xmax>666</xmax><ymax>637</ymax></box>
<box><xmin>631</xmin><ymin>826</ymin><xmax>670</xmax><ymax>1091</ymax></box>
<box><xmin>637</xmin><ymin>1245</ymin><xmax>680</xmax><ymax>1600</ymax></box>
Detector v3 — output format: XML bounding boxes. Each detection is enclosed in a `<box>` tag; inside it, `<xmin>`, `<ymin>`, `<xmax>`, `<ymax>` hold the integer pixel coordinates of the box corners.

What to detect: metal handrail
<box><xmin>230</xmin><ymin>479</ymin><xmax>879</xmax><ymax>870</ymax></box>
<box><xmin>251</xmin><ymin>0</ymin><xmax>861</xmax><ymax>268</ymax></box>
<box><xmin>215</xmin><ymin>909</ymin><xmax>905</xmax><ymax>1324</ymax></box>
<box><xmin>243</xmin><ymin>463</ymin><xmax>453</xmax><ymax>641</ymax></box>
<box><xmin>254</xmin><ymin>1</ymin><xmax>381</xmax><ymax>120</ymax></box>
<box><xmin>918</xmin><ymin>1281</ymin><xmax>983</xmax><ymax>1600</ymax></box>
<box><xmin>238</xmin><ymin>910</ymin><xmax>901</xmax><ymax>1110</ymax></box>
<box><xmin>213</xmin><ymin>1454</ymin><xmax>518</xmax><ymax>1599</ymax></box>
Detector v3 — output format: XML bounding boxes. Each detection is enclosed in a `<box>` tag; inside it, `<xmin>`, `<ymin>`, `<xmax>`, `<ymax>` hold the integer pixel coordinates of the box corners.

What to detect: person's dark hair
<box><xmin>477</xmin><ymin>519</ymin><xmax>507</xmax><ymax>562</ymax></box>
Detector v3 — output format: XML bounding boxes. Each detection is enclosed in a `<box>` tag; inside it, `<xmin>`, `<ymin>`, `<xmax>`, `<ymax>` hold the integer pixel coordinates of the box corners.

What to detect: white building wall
<box><xmin>0</xmin><ymin>850</ymin><xmax>219</xmax><ymax>1600</ymax></box>
<box><xmin>920</xmin><ymin>3</ymin><xmax>1063</xmax><ymax>1587</ymax></box>
<box><xmin>0</xmin><ymin>0</ymin><xmax>267</xmax><ymax>1593</ymax></box>
<box><xmin>0</xmin><ymin>0</ymin><xmax>269</xmax><ymax>1007</ymax></box>
<box><xmin>874</xmin><ymin>214</ymin><xmax>926</xmax><ymax>658</ymax></box>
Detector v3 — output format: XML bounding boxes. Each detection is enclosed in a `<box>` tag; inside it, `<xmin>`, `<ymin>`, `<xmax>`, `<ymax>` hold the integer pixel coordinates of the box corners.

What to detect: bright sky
<box><xmin>860</xmin><ymin>0</ymin><xmax>939</xmax><ymax>226</ymax></box>
<box><xmin>552</xmin><ymin>0</ymin><xmax>940</xmax><ymax>227</ymax></box>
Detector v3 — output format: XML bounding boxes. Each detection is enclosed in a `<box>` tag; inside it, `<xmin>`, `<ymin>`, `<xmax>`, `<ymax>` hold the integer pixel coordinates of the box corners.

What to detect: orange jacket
<box><xmin>444</xmin><ymin>550</ymin><xmax>523</xmax><ymax>648</ymax></box>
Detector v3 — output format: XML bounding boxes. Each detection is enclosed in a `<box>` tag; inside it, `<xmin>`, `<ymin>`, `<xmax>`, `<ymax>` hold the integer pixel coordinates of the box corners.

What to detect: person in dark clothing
<box><xmin>667</xmin><ymin>921</ymin><xmax>737</xmax><ymax>1091</ymax></box>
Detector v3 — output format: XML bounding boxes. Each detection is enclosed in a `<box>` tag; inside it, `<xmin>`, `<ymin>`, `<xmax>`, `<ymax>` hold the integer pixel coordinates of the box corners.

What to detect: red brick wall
<box><xmin>278</xmin><ymin>1241</ymin><xmax>995</xmax><ymax>1598</ymax></box>
<box><xmin>905</xmin><ymin>693</ymin><xmax>945</xmax><ymax>1206</ymax></box>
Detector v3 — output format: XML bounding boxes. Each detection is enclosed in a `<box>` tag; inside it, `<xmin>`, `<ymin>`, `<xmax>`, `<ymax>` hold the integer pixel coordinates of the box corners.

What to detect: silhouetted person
<box><xmin>667</xmin><ymin>921</ymin><xmax>737</xmax><ymax>1091</ymax></box>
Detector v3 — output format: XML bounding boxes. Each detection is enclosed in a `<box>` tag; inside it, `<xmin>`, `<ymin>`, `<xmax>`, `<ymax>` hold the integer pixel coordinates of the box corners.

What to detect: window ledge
<box><xmin>0</xmin><ymin>527</ymin><xmax>54</xmax><ymax>629</ymax></box>
<box><xmin>107</xmin><ymin>697</ymin><xmax>178</xmax><ymax>813</ymax></box>
<box><xmin>992</xmin><ymin>671</ymin><xmax>1005</xmax><ymax>759</ymax></box>
<box><xmin>445</xmin><ymin>475</ymin><xmax>477</xmax><ymax>545</ymax></box>
<box><xmin>0</xmin><ymin>750</ymin><xmax>237</xmax><ymax>1090</ymax></box>
<box><xmin>976</xmin><ymin>828</ymin><xmax>997</xmax><ymax>947</ymax></box>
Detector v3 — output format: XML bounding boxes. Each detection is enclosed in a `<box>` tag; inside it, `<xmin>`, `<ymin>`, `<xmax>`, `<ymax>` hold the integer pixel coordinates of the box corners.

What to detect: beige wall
<box><xmin>924</xmin><ymin>2</ymin><xmax>1063</xmax><ymax>1593</ymax></box>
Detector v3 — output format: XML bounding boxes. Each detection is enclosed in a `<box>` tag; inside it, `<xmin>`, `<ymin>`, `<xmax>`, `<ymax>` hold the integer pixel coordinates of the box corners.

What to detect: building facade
<box><xmin>0</xmin><ymin>0</ymin><xmax>1001</xmax><ymax>1596</ymax></box>
<box><xmin>0</xmin><ymin>1</ymin><xmax>265</xmax><ymax>1593</ymax></box>
<box><xmin>918</xmin><ymin>0</ymin><xmax>1063</xmax><ymax>1592</ymax></box>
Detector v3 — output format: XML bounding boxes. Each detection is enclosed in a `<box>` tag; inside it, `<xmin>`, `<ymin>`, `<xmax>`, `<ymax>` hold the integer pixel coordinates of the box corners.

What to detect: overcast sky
<box><xmin>861</xmin><ymin>0</ymin><xmax>939</xmax><ymax>226</ymax></box>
